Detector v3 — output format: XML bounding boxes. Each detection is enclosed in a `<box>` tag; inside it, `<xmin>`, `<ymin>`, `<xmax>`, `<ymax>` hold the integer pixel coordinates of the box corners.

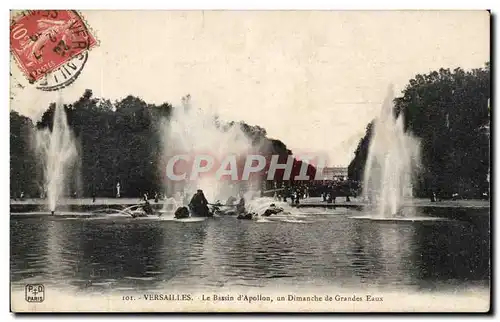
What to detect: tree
<box><xmin>347</xmin><ymin>121</ymin><xmax>374</xmax><ymax>183</ymax></box>
<box><xmin>348</xmin><ymin>63</ymin><xmax>490</xmax><ymax>198</ymax></box>
<box><xmin>10</xmin><ymin>111</ymin><xmax>38</xmax><ymax>197</ymax></box>
<box><xmin>11</xmin><ymin>90</ymin><xmax>315</xmax><ymax>198</ymax></box>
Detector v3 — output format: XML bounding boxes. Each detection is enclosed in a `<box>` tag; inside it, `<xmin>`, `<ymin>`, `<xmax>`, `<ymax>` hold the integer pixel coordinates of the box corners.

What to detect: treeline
<box><xmin>348</xmin><ymin>63</ymin><xmax>490</xmax><ymax>199</ymax></box>
<box><xmin>10</xmin><ymin>90</ymin><xmax>316</xmax><ymax>198</ymax></box>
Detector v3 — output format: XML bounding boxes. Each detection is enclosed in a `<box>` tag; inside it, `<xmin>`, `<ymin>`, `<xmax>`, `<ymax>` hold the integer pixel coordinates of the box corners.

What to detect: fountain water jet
<box><xmin>159</xmin><ymin>95</ymin><xmax>257</xmax><ymax>208</ymax></box>
<box><xmin>363</xmin><ymin>85</ymin><xmax>421</xmax><ymax>218</ymax></box>
<box><xmin>35</xmin><ymin>94</ymin><xmax>78</xmax><ymax>212</ymax></box>
<box><xmin>245</xmin><ymin>197</ymin><xmax>293</xmax><ymax>216</ymax></box>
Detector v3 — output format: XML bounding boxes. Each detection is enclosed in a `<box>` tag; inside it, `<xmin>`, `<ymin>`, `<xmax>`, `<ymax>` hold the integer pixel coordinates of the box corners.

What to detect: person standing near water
<box><xmin>116</xmin><ymin>182</ymin><xmax>121</xmax><ymax>198</ymax></box>
<box><xmin>142</xmin><ymin>198</ymin><xmax>153</xmax><ymax>215</ymax></box>
<box><xmin>295</xmin><ymin>190</ymin><xmax>300</xmax><ymax>205</ymax></box>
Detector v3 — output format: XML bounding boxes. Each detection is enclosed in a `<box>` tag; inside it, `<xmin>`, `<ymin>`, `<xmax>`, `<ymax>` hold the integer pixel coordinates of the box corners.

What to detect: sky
<box><xmin>10</xmin><ymin>10</ymin><xmax>490</xmax><ymax>166</ymax></box>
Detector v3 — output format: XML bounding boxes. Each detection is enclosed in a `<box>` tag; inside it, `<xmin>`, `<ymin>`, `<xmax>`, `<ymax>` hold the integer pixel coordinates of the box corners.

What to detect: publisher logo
<box><xmin>25</xmin><ymin>284</ymin><xmax>44</xmax><ymax>303</ymax></box>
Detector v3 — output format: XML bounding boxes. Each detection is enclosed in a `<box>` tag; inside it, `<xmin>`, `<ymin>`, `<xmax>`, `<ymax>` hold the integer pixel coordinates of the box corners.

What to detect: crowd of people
<box><xmin>271</xmin><ymin>180</ymin><xmax>359</xmax><ymax>205</ymax></box>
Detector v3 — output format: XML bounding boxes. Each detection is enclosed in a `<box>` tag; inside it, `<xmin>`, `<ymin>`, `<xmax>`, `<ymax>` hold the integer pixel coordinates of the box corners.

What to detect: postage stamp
<box><xmin>10</xmin><ymin>10</ymin><xmax>97</xmax><ymax>91</ymax></box>
<box><xmin>8</xmin><ymin>10</ymin><xmax>491</xmax><ymax>314</ymax></box>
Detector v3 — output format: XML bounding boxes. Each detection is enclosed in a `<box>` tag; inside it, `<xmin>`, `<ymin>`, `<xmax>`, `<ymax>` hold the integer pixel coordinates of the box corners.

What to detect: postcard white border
<box><xmin>2</xmin><ymin>1</ymin><xmax>497</xmax><ymax>321</ymax></box>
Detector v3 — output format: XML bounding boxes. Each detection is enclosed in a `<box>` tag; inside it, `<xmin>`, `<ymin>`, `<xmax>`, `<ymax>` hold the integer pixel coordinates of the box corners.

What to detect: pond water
<box><xmin>11</xmin><ymin>206</ymin><xmax>490</xmax><ymax>299</ymax></box>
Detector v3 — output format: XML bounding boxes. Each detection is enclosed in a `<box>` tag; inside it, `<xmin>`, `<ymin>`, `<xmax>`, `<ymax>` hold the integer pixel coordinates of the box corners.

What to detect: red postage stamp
<box><xmin>10</xmin><ymin>10</ymin><xmax>97</xmax><ymax>86</ymax></box>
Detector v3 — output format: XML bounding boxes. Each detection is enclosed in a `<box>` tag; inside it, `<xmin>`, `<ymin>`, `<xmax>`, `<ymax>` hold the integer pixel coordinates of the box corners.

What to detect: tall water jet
<box><xmin>35</xmin><ymin>95</ymin><xmax>78</xmax><ymax>212</ymax></box>
<box><xmin>160</xmin><ymin>95</ymin><xmax>256</xmax><ymax>206</ymax></box>
<box><xmin>363</xmin><ymin>85</ymin><xmax>421</xmax><ymax>218</ymax></box>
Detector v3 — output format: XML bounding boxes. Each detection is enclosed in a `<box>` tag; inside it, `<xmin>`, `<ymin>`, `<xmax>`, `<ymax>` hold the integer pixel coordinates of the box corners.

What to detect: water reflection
<box><xmin>164</xmin><ymin>221</ymin><xmax>207</xmax><ymax>288</ymax></box>
<box><xmin>11</xmin><ymin>218</ymin><xmax>50</xmax><ymax>284</ymax></box>
<box><xmin>413</xmin><ymin>221</ymin><xmax>490</xmax><ymax>290</ymax></box>
<box><xmin>349</xmin><ymin>223</ymin><xmax>384</xmax><ymax>282</ymax></box>
<box><xmin>46</xmin><ymin>220</ymin><xmax>78</xmax><ymax>288</ymax></box>
<box><xmin>348</xmin><ymin>221</ymin><xmax>417</xmax><ymax>287</ymax></box>
<box><xmin>10</xmin><ymin>209</ymin><xmax>490</xmax><ymax>294</ymax></box>
<box><xmin>203</xmin><ymin>220</ymin><xmax>304</xmax><ymax>286</ymax></box>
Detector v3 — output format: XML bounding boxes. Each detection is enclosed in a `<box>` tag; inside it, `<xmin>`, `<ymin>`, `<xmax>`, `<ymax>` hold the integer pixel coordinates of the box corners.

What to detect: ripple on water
<box><xmin>349</xmin><ymin>215</ymin><xmax>450</xmax><ymax>222</ymax></box>
<box><xmin>10</xmin><ymin>207</ymin><xmax>490</xmax><ymax>295</ymax></box>
<box><xmin>281</xmin><ymin>219</ymin><xmax>309</xmax><ymax>223</ymax></box>
<box><xmin>89</xmin><ymin>282</ymin><xmax>113</xmax><ymax>287</ymax></box>
<box><xmin>145</xmin><ymin>271</ymin><xmax>164</xmax><ymax>275</ymax></box>
<box><xmin>124</xmin><ymin>276</ymin><xmax>156</xmax><ymax>281</ymax></box>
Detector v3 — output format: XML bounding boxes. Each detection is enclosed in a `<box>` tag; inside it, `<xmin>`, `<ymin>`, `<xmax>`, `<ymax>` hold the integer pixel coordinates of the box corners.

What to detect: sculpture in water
<box><xmin>160</xmin><ymin>95</ymin><xmax>255</xmax><ymax>203</ymax></box>
<box><xmin>363</xmin><ymin>85</ymin><xmax>421</xmax><ymax>218</ymax></box>
<box><xmin>35</xmin><ymin>95</ymin><xmax>78</xmax><ymax>212</ymax></box>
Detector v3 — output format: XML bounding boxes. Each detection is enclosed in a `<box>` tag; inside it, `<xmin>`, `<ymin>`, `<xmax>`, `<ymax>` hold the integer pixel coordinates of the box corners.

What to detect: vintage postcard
<box><xmin>9</xmin><ymin>10</ymin><xmax>490</xmax><ymax>313</ymax></box>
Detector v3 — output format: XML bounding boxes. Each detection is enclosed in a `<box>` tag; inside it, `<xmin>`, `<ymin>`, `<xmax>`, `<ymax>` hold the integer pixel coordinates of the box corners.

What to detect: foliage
<box><xmin>348</xmin><ymin>63</ymin><xmax>490</xmax><ymax>198</ymax></box>
<box><xmin>10</xmin><ymin>90</ymin><xmax>315</xmax><ymax>198</ymax></box>
<box><xmin>10</xmin><ymin>111</ymin><xmax>38</xmax><ymax>197</ymax></box>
